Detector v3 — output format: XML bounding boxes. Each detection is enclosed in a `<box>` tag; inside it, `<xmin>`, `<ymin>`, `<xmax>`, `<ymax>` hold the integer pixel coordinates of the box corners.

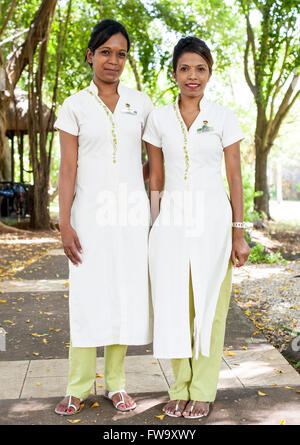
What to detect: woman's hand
<box><xmin>60</xmin><ymin>223</ymin><xmax>83</xmax><ymax>266</ymax></box>
<box><xmin>231</xmin><ymin>231</ymin><xmax>251</xmax><ymax>267</ymax></box>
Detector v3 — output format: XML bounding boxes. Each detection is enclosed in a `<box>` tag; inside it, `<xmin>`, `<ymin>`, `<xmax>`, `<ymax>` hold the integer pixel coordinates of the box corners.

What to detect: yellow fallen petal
<box><xmin>252</xmin><ymin>331</ymin><xmax>259</xmax><ymax>335</ymax></box>
<box><xmin>33</xmin><ymin>352</ymin><xmax>40</xmax><ymax>356</ymax></box>
<box><xmin>152</xmin><ymin>361</ymin><xmax>158</xmax><ymax>364</ymax></box>
<box><xmin>42</xmin><ymin>339</ymin><xmax>47</xmax><ymax>344</ymax></box>
<box><xmin>258</xmin><ymin>391</ymin><xmax>267</xmax><ymax>396</ymax></box>
<box><xmin>91</xmin><ymin>402</ymin><xmax>100</xmax><ymax>408</ymax></box>
<box><xmin>64</xmin><ymin>294</ymin><xmax>69</xmax><ymax>298</ymax></box>
<box><xmin>97</xmin><ymin>384</ymin><xmax>103</xmax><ymax>388</ymax></box>
<box><xmin>242</xmin><ymin>346</ymin><xmax>247</xmax><ymax>350</ymax></box>
<box><xmin>35</xmin><ymin>382</ymin><xmax>40</xmax><ymax>386</ymax></box>
<box><xmin>55</xmin><ymin>329</ymin><xmax>61</xmax><ymax>332</ymax></box>
<box><xmin>67</xmin><ymin>419</ymin><xmax>81</xmax><ymax>423</ymax></box>
<box><xmin>0</xmin><ymin>300</ymin><xmax>7</xmax><ymax>303</ymax></box>
<box><xmin>155</xmin><ymin>414</ymin><xmax>166</xmax><ymax>419</ymax></box>
<box><xmin>296</xmin><ymin>390</ymin><xmax>300</xmax><ymax>394</ymax></box>
<box><xmin>280</xmin><ymin>420</ymin><xmax>286</xmax><ymax>425</ymax></box>
<box><xmin>96</xmin><ymin>373</ymin><xmax>104</xmax><ymax>378</ymax></box>
<box><xmin>225</xmin><ymin>350</ymin><xmax>236</xmax><ymax>356</ymax></box>
<box><xmin>284</xmin><ymin>386</ymin><xmax>293</xmax><ymax>389</ymax></box>
<box><xmin>268</xmin><ymin>357</ymin><xmax>275</xmax><ymax>360</ymax></box>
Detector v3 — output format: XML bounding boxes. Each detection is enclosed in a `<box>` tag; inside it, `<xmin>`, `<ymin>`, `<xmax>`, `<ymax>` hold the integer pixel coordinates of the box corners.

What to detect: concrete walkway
<box><xmin>0</xmin><ymin>248</ymin><xmax>300</xmax><ymax>425</ymax></box>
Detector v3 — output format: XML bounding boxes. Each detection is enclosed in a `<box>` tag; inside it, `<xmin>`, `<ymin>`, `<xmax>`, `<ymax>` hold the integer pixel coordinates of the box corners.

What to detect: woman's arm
<box><xmin>145</xmin><ymin>142</ymin><xmax>164</xmax><ymax>224</ymax></box>
<box><xmin>58</xmin><ymin>130</ymin><xmax>82</xmax><ymax>265</ymax></box>
<box><xmin>224</xmin><ymin>141</ymin><xmax>250</xmax><ymax>267</ymax></box>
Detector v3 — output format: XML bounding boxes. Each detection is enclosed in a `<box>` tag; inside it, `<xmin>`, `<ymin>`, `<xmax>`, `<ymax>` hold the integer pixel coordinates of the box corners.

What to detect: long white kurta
<box><xmin>142</xmin><ymin>96</ymin><xmax>244</xmax><ymax>359</ymax></box>
<box><xmin>54</xmin><ymin>80</ymin><xmax>154</xmax><ymax>347</ymax></box>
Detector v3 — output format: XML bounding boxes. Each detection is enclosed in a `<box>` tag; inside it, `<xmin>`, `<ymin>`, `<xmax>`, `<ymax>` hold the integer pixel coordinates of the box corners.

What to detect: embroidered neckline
<box><xmin>173</xmin><ymin>101</ymin><xmax>189</xmax><ymax>180</ymax></box>
<box><xmin>87</xmin><ymin>88</ymin><xmax>118</xmax><ymax>164</ymax></box>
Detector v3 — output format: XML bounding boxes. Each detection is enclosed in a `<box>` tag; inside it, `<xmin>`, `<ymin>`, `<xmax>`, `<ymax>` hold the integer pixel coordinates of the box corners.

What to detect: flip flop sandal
<box><xmin>163</xmin><ymin>400</ymin><xmax>184</xmax><ymax>418</ymax></box>
<box><xmin>104</xmin><ymin>389</ymin><xmax>136</xmax><ymax>412</ymax></box>
<box><xmin>54</xmin><ymin>394</ymin><xmax>84</xmax><ymax>416</ymax></box>
<box><xmin>183</xmin><ymin>401</ymin><xmax>211</xmax><ymax>419</ymax></box>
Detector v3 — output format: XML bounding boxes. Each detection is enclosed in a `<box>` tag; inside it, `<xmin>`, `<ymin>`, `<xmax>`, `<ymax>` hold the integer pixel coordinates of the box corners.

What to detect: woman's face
<box><xmin>173</xmin><ymin>51</ymin><xmax>211</xmax><ymax>98</ymax></box>
<box><xmin>86</xmin><ymin>32</ymin><xmax>128</xmax><ymax>84</ymax></box>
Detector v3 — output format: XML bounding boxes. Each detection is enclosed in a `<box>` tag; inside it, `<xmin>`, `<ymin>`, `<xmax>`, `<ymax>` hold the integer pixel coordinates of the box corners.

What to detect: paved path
<box><xmin>0</xmin><ymin>248</ymin><xmax>300</xmax><ymax>425</ymax></box>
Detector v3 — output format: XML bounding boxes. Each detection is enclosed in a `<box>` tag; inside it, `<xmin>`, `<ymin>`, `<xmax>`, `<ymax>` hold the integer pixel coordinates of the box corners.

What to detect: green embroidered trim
<box><xmin>87</xmin><ymin>89</ymin><xmax>117</xmax><ymax>164</ymax></box>
<box><xmin>173</xmin><ymin>101</ymin><xmax>189</xmax><ymax>180</ymax></box>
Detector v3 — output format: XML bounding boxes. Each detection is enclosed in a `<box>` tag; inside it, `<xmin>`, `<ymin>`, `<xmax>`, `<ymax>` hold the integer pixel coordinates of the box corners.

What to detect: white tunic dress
<box><xmin>55</xmin><ymin>80</ymin><xmax>154</xmax><ymax>347</ymax></box>
<box><xmin>142</xmin><ymin>96</ymin><xmax>243</xmax><ymax>359</ymax></box>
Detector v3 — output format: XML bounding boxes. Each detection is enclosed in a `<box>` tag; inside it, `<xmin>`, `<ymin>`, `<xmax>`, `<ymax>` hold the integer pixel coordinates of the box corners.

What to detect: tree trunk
<box><xmin>30</xmin><ymin>180</ymin><xmax>50</xmax><ymax>230</ymax></box>
<box><xmin>254</xmin><ymin>143</ymin><xmax>270</xmax><ymax>219</ymax></box>
<box><xmin>0</xmin><ymin>0</ymin><xmax>57</xmax><ymax>171</ymax></box>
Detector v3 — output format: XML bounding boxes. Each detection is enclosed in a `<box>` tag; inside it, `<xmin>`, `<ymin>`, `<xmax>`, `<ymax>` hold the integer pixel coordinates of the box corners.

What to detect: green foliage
<box><xmin>237</xmin><ymin>0</ymin><xmax>300</xmax><ymax>112</ymax></box>
<box><xmin>248</xmin><ymin>242</ymin><xmax>287</xmax><ymax>263</ymax></box>
<box><xmin>241</xmin><ymin>163</ymin><xmax>262</xmax><ymax>221</ymax></box>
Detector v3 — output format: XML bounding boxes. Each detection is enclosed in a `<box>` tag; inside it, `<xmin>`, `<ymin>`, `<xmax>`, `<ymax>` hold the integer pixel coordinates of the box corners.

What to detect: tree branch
<box><xmin>0</xmin><ymin>0</ymin><xmax>18</xmax><ymax>39</ymax></box>
<box><xmin>6</xmin><ymin>0</ymin><xmax>57</xmax><ymax>88</ymax></box>
<box><xmin>127</xmin><ymin>53</ymin><xmax>142</xmax><ymax>91</ymax></box>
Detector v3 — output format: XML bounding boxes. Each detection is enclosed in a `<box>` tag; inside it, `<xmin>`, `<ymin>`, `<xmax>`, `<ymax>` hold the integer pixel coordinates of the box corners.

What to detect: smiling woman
<box><xmin>53</xmin><ymin>19</ymin><xmax>154</xmax><ymax>417</ymax></box>
<box><xmin>143</xmin><ymin>36</ymin><xmax>250</xmax><ymax>419</ymax></box>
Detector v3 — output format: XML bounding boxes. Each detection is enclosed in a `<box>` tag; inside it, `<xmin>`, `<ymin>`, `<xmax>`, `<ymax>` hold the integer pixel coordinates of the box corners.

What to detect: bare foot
<box><xmin>182</xmin><ymin>400</ymin><xmax>210</xmax><ymax>418</ymax></box>
<box><xmin>55</xmin><ymin>395</ymin><xmax>82</xmax><ymax>415</ymax></box>
<box><xmin>105</xmin><ymin>390</ymin><xmax>136</xmax><ymax>411</ymax></box>
<box><xmin>163</xmin><ymin>400</ymin><xmax>188</xmax><ymax>417</ymax></box>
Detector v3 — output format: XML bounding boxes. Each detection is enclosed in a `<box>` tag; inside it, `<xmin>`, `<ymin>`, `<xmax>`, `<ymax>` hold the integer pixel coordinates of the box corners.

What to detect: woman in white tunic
<box><xmin>143</xmin><ymin>37</ymin><xmax>250</xmax><ymax>418</ymax></box>
<box><xmin>54</xmin><ymin>20</ymin><xmax>153</xmax><ymax>415</ymax></box>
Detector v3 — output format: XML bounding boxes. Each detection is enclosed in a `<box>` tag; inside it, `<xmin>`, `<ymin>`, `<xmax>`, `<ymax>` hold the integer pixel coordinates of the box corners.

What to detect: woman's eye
<box><xmin>180</xmin><ymin>67</ymin><xmax>188</xmax><ymax>71</ymax></box>
<box><xmin>101</xmin><ymin>50</ymin><xmax>109</xmax><ymax>55</ymax></box>
<box><xmin>119</xmin><ymin>52</ymin><xmax>126</xmax><ymax>58</ymax></box>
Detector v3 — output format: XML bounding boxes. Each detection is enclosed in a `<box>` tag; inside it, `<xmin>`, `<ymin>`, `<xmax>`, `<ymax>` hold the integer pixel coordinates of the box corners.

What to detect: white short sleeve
<box><xmin>222</xmin><ymin>109</ymin><xmax>244</xmax><ymax>149</ymax></box>
<box><xmin>143</xmin><ymin>93</ymin><xmax>154</xmax><ymax>121</ymax></box>
<box><xmin>54</xmin><ymin>98</ymin><xmax>79</xmax><ymax>136</ymax></box>
<box><xmin>142</xmin><ymin>109</ymin><xmax>162</xmax><ymax>148</ymax></box>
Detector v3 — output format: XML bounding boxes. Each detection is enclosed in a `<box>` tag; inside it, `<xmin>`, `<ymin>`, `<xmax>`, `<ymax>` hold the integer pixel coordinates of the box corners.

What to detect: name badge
<box><xmin>121</xmin><ymin>103</ymin><xmax>138</xmax><ymax>115</ymax></box>
<box><xmin>197</xmin><ymin>120</ymin><xmax>214</xmax><ymax>133</ymax></box>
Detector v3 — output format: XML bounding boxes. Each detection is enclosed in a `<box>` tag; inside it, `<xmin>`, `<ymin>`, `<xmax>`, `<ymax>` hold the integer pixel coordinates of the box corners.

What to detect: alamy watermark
<box><xmin>94</xmin><ymin>184</ymin><xmax>206</xmax><ymax>237</ymax></box>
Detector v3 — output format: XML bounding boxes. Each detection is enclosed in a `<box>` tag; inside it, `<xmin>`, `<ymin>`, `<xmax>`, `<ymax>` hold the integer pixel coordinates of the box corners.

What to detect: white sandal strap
<box><xmin>107</xmin><ymin>389</ymin><xmax>126</xmax><ymax>399</ymax></box>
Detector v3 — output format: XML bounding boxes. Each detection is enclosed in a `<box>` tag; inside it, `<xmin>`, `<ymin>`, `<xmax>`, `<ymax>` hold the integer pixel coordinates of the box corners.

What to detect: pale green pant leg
<box><xmin>66</xmin><ymin>344</ymin><xmax>128</xmax><ymax>399</ymax></box>
<box><xmin>169</xmin><ymin>259</ymin><xmax>233</xmax><ymax>402</ymax></box>
<box><xmin>66</xmin><ymin>345</ymin><xmax>97</xmax><ymax>400</ymax></box>
<box><xmin>104</xmin><ymin>344</ymin><xmax>128</xmax><ymax>392</ymax></box>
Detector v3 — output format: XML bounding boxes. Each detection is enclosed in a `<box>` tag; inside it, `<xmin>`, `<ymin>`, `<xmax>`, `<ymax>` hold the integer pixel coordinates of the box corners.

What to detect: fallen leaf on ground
<box><xmin>258</xmin><ymin>391</ymin><xmax>267</xmax><ymax>396</ymax></box>
<box><xmin>67</xmin><ymin>419</ymin><xmax>81</xmax><ymax>423</ymax></box>
<box><xmin>91</xmin><ymin>402</ymin><xmax>100</xmax><ymax>408</ymax></box>
<box><xmin>225</xmin><ymin>349</ymin><xmax>236</xmax><ymax>356</ymax></box>
<box><xmin>155</xmin><ymin>414</ymin><xmax>166</xmax><ymax>419</ymax></box>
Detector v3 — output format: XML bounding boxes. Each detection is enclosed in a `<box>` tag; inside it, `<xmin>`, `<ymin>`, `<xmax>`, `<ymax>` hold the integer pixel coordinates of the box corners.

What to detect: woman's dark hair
<box><xmin>172</xmin><ymin>36</ymin><xmax>213</xmax><ymax>73</ymax></box>
<box><xmin>85</xmin><ymin>19</ymin><xmax>130</xmax><ymax>66</ymax></box>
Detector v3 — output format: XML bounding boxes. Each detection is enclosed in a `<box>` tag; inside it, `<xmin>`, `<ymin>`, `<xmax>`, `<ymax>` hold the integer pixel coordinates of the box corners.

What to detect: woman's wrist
<box><xmin>232</xmin><ymin>227</ymin><xmax>245</xmax><ymax>239</ymax></box>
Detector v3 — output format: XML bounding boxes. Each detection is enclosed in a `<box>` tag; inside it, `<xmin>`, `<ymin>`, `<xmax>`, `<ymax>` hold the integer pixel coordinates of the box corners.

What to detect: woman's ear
<box><xmin>172</xmin><ymin>71</ymin><xmax>177</xmax><ymax>83</ymax></box>
<box><xmin>86</xmin><ymin>48</ymin><xmax>93</xmax><ymax>65</ymax></box>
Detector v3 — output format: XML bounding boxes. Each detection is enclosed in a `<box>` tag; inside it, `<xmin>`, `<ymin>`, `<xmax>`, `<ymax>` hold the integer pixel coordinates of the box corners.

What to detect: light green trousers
<box><xmin>66</xmin><ymin>344</ymin><xmax>128</xmax><ymax>400</ymax></box>
<box><xmin>169</xmin><ymin>259</ymin><xmax>233</xmax><ymax>402</ymax></box>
